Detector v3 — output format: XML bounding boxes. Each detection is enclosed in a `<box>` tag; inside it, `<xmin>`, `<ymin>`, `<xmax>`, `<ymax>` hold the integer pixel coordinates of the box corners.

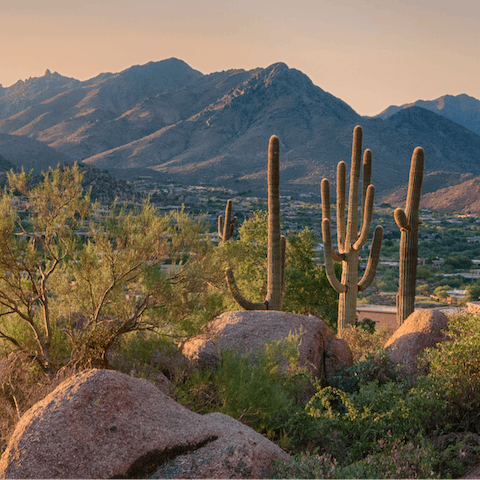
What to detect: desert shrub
<box><xmin>271</xmin><ymin>439</ymin><xmax>439</xmax><ymax>479</ymax></box>
<box><xmin>421</xmin><ymin>311</ymin><xmax>480</xmax><ymax>432</ymax></box>
<box><xmin>305</xmin><ymin>378</ymin><xmax>445</xmax><ymax>463</ymax></box>
<box><xmin>0</xmin><ymin>352</ymin><xmax>77</xmax><ymax>454</ymax></box>
<box><xmin>341</xmin><ymin>323</ymin><xmax>394</xmax><ymax>362</ymax></box>
<box><xmin>328</xmin><ymin>350</ymin><xmax>408</xmax><ymax>393</ymax></box>
<box><xmin>214</xmin><ymin>334</ymin><xmax>310</xmax><ymax>441</ymax></box>
<box><xmin>173</xmin><ymin>333</ymin><xmax>317</xmax><ymax>450</ymax></box>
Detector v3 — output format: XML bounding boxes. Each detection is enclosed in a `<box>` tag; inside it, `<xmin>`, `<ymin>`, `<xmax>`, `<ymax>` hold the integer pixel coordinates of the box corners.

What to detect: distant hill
<box><xmin>375</xmin><ymin>94</ymin><xmax>480</xmax><ymax>136</ymax></box>
<box><xmin>420</xmin><ymin>176</ymin><xmax>480</xmax><ymax>214</ymax></box>
<box><xmin>2</xmin><ymin>58</ymin><xmax>480</xmax><ymax>204</ymax></box>
<box><xmin>381</xmin><ymin>171</ymin><xmax>475</xmax><ymax>208</ymax></box>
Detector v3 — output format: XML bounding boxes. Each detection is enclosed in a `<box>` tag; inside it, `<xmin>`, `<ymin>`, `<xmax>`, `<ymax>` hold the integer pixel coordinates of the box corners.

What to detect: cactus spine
<box><xmin>218</xmin><ymin>199</ymin><xmax>236</xmax><ymax>241</ymax></box>
<box><xmin>226</xmin><ymin>135</ymin><xmax>286</xmax><ymax>311</ymax></box>
<box><xmin>321</xmin><ymin>125</ymin><xmax>383</xmax><ymax>335</ymax></box>
<box><xmin>394</xmin><ymin>147</ymin><xmax>425</xmax><ymax>326</ymax></box>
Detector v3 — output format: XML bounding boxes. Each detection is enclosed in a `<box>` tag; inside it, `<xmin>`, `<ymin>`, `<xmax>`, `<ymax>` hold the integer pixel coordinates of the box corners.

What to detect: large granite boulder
<box><xmin>182</xmin><ymin>310</ymin><xmax>353</xmax><ymax>381</ymax></box>
<box><xmin>384</xmin><ymin>309</ymin><xmax>450</xmax><ymax>376</ymax></box>
<box><xmin>0</xmin><ymin>369</ymin><xmax>288</xmax><ymax>479</ymax></box>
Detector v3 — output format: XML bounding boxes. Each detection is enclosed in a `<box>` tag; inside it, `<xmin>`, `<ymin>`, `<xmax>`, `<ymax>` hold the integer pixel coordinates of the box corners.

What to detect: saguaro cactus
<box><xmin>321</xmin><ymin>125</ymin><xmax>383</xmax><ymax>335</ymax></box>
<box><xmin>394</xmin><ymin>147</ymin><xmax>425</xmax><ymax>326</ymax></box>
<box><xmin>218</xmin><ymin>199</ymin><xmax>236</xmax><ymax>241</ymax></box>
<box><xmin>226</xmin><ymin>135</ymin><xmax>286</xmax><ymax>311</ymax></box>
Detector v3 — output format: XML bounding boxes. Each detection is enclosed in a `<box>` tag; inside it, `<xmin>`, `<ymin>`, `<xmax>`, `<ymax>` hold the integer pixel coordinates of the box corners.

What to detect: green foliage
<box><xmin>339</xmin><ymin>324</ymin><xmax>394</xmax><ymax>362</ymax></box>
<box><xmin>421</xmin><ymin>312</ymin><xmax>480</xmax><ymax>432</ymax></box>
<box><xmin>306</xmin><ymin>379</ymin><xmax>445</xmax><ymax>463</ymax></box>
<box><xmin>220</xmin><ymin>212</ymin><xmax>339</xmax><ymax>328</ymax></box>
<box><xmin>271</xmin><ymin>439</ymin><xmax>439</xmax><ymax>479</ymax></box>
<box><xmin>0</xmin><ymin>164</ymin><xmax>91</xmax><ymax>373</ymax></box>
<box><xmin>283</xmin><ymin>228</ymin><xmax>339</xmax><ymax>329</ymax></box>
<box><xmin>466</xmin><ymin>282</ymin><xmax>480</xmax><ymax>300</ymax></box>
<box><xmin>214</xmin><ymin>333</ymin><xmax>309</xmax><ymax>437</ymax></box>
<box><xmin>0</xmin><ymin>165</ymin><xmax>217</xmax><ymax>374</ymax></box>
<box><xmin>445</xmin><ymin>254</ymin><xmax>473</xmax><ymax>270</ymax></box>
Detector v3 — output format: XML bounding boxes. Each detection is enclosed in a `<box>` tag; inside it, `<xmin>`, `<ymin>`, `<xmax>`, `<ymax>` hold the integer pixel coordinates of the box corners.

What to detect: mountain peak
<box><xmin>375</xmin><ymin>93</ymin><xmax>480</xmax><ymax>136</ymax></box>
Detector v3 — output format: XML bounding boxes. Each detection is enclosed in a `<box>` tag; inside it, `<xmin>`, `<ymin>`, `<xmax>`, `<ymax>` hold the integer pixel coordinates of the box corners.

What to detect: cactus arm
<box><xmin>321</xmin><ymin>178</ymin><xmax>343</xmax><ymax>262</ymax></box>
<box><xmin>218</xmin><ymin>199</ymin><xmax>236</xmax><ymax>241</ymax></box>
<box><xmin>353</xmin><ymin>184</ymin><xmax>375</xmax><ymax>251</ymax></box>
<box><xmin>394</xmin><ymin>208</ymin><xmax>409</xmax><ymax>231</ymax></box>
<box><xmin>218</xmin><ymin>215</ymin><xmax>224</xmax><ymax>239</ymax></box>
<box><xmin>322</xmin><ymin>218</ymin><xmax>347</xmax><ymax>293</ymax></box>
<box><xmin>336</xmin><ymin>161</ymin><xmax>346</xmax><ymax>253</ymax></box>
<box><xmin>358</xmin><ymin>225</ymin><xmax>384</xmax><ymax>292</ymax></box>
<box><xmin>361</xmin><ymin>149</ymin><xmax>372</xmax><ymax>218</ymax></box>
<box><xmin>405</xmin><ymin>147</ymin><xmax>425</xmax><ymax>218</ymax></box>
<box><xmin>345</xmin><ymin>126</ymin><xmax>363</xmax><ymax>247</ymax></box>
<box><xmin>225</xmin><ymin>268</ymin><xmax>267</xmax><ymax>310</ymax></box>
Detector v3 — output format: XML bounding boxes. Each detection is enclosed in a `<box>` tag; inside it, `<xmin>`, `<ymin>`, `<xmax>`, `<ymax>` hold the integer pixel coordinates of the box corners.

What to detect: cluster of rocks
<box><xmin>0</xmin><ymin>308</ymin><xmax>469</xmax><ymax>479</ymax></box>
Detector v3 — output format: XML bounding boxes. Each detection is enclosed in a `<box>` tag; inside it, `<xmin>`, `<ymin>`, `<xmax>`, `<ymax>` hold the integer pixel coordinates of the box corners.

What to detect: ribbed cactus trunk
<box><xmin>266</xmin><ymin>136</ymin><xmax>283</xmax><ymax>310</ymax></box>
<box><xmin>394</xmin><ymin>147</ymin><xmax>425</xmax><ymax>326</ymax></box>
<box><xmin>225</xmin><ymin>135</ymin><xmax>285</xmax><ymax>310</ymax></box>
<box><xmin>337</xmin><ymin>127</ymin><xmax>363</xmax><ymax>332</ymax></box>
<box><xmin>218</xmin><ymin>199</ymin><xmax>236</xmax><ymax>241</ymax></box>
<box><xmin>321</xmin><ymin>126</ymin><xmax>383</xmax><ymax>336</ymax></box>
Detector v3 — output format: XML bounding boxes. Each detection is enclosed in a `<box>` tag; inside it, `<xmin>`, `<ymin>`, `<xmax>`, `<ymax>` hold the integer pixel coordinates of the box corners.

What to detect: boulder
<box><xmin>384</xmin><ymin>309</ymin><xmax>449</xmax><ymax>376</ymax></box>
<box><xmin>182</xmin><ymin>310</ymin><xmax>353</xmax><ymax>381</ymax></box>
<box><xmin>0</xmin><ymin>369</ymin><xmax>288</xmax><ymax>479</ymax></box>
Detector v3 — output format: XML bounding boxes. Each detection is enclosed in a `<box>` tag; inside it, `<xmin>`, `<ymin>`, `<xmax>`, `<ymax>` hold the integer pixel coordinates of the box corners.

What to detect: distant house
<box><xmin>432</xmin><ymin>258</ymin><xmax>444</xmax><ymax>268</ymax></box>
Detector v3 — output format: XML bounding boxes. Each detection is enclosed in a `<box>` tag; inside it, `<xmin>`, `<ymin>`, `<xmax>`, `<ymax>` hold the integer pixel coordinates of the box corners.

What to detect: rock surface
<box><xmin>0</xmin><ymin>369</ymin><xmax>288</xmax><ymax>479</ymax></box>
<box><xmin>182</xmin><ymin>310</ymin><xmax>353</xmax><ymax>381</ymax></box>
<box><xmin>384</xmin><ymin>309</ymin><xmax>449</xmax><ymax>376</ymax></box>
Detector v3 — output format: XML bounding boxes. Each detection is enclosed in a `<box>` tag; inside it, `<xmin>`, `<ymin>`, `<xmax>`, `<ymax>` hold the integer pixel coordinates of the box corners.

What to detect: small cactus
<box><xmin>321</xmin><ymin>125</ymin><xmax>383</xmax><ymax>335</ymax></box>
<box><xmin>218</xmin><ymin>199</ymin><xmax>236</xmax><ymax>241</ymax></box>
<box><xmin>394</xmin><ymin>147</ymin><xmax>425</xmax><ymax>326</ymax></box>
<box><xmin>226</xmin><ymin>135</ymin><xmax>286</xmax><ymax>311</ymax></box>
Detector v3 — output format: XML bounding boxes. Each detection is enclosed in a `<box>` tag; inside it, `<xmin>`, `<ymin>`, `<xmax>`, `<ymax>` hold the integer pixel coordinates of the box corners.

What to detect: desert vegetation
<box><xmin>1</xmin><ymin>163</ymin><xmax>480</xmax><ymax>478</ymax></box>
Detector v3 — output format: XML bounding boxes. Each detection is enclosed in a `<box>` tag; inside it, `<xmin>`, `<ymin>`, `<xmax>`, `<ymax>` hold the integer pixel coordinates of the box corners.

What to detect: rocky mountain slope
<box><xmin>1</xmin><ymin>58</ymin><xmax>480</xmax><ymax>201</ymax></box>
<box><xmin>376</xmin><ymin>93</ymin><xmax>480</xmax><ymax>136</ymax></box>
<box><xmin>420</xmin><ymin>177</ymin><xmax>480</xmax><ymax>214</ymax></box>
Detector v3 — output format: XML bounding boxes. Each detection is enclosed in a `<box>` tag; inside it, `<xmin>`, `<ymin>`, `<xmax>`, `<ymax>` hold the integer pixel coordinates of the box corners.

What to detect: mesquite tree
<box><xmin>394</xmin><ymin>147</ymin><xmax>425</xmax><ymax>326</ymax></box>
<box><xmin>226</xmin><ymin>135</ymin><xmax>286</xmax><ymax>311</ymax></box>
<box><xmin>321</xmin><ymin>125</ymin><xmax>383</xmax><ymax>335</ymax></box>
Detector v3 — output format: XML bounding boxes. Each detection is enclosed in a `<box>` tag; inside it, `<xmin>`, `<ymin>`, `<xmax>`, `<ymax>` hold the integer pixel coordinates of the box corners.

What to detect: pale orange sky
<box><xmin>1</xmin><ymin>0</ymin><xmax>479</xmax><ymax>116</ymax></box>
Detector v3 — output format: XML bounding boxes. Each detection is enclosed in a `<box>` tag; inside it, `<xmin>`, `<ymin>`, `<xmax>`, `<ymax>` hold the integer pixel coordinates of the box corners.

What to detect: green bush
<box><xmin>214</xmin><ymin>334</ymin><xmax>310</xmax><ymax>441</ymax></box>
<box><xmin>305</xmin><ymin>378</ymin><xmax>445</xmax><ymax>463</ymax></box>
<box><xmin>421</xmin><ymin>311</ymin><xmax>480</xmax><ymax>432</ymax></box>
<box><xmin>271</xmin><ymin>439</ymin><xmax>439</xmax><ymax>479</ymax></box>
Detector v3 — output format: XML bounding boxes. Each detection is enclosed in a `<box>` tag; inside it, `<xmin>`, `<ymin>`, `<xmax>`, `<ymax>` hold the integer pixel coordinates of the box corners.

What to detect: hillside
<box><xmin>420</xmin><ymin>177</ymin><xmax>480</xmax><ymax>214</ymax></box>
<box><xmin>2</xmin><ymin>58</ymin><xmax>480</xmax><ymax>201</ymax></box>
<box><xmin>376</xmin><ymin>93</ymin><xmax>480</xmax><ymax>136</ymax></box>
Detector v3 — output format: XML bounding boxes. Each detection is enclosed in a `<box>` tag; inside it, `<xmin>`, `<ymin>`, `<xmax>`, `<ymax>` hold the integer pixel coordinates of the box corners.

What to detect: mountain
<box><xmin>376</xmin><ymin>94</ymin><xmax>480</xmax><ymax>136</ymax></box>
<box><xmin>2</xmin><ymin>58</ymin><xmax>480</xmax><ymax>202</ymax></box>
<box><xmin>420</xmin><ymin>176</ymin><xmax>480</xmax><ymax>214</ymax></box>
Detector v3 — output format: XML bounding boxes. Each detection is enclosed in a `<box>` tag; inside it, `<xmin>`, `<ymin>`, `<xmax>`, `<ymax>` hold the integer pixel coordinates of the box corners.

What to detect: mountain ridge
<box><xmin>1</xmin><ymin>58</ymin><xmax>480</xmax><ymax>206</ymax></box>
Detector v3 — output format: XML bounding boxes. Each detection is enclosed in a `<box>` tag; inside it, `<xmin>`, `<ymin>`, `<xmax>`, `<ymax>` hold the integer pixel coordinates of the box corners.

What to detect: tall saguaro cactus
<box><xmin>226</xmin><ymin>135</ymin><xmax>286</xmax><ymax>311</ymax></box>
<box><xmin>218</xmin><ymin>199</ymin><xmax>236</xmax><ymax>241</ymax></box>
<box><xmin>394</xmin><ymin>147</ymin><xmax>425</xmax><ymax>326</ymax></box>
<box><xmin>321</xmin><ymin>125</ymin><xmax>384</xmax><ymax>335</ymax></box>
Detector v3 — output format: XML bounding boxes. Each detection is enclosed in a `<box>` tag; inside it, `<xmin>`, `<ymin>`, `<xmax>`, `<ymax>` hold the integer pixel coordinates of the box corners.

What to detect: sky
<box><xmin>1</xmin><ymin>0</ymin><xmax>479</xmax><ymax>116</ymax></box>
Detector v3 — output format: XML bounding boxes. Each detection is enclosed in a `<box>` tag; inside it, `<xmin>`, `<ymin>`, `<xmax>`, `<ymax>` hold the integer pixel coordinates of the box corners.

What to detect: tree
<box><xmin>0</xmin><ymin>165</ymin><xmax>214</xmax><ymax>374</ymax></box>
<box><xmin>55</xmin><ymin>201</ymin><xmax>213</xmax><ymax>369</ymax></box>
<box><xmin>220</xmin><ymin>212</ymin><xmax>339</xmax><ymax>329</ymax></box>
<box><xmin>0</xmin><ymin>164</ymin><xmax>90</xmax><ymax>374</ymax></box>
<box><xmin>283</xmin><ymin>228</ymin><xmax>339</xmax><ymax>329</ymax></box>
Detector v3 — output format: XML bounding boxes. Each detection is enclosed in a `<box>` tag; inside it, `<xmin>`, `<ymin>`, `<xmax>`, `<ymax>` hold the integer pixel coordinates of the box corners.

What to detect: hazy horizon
<box><xmin>2</xmin><ymin>0</ymin><xmax>479</xmax><ymax>116</ymax></box>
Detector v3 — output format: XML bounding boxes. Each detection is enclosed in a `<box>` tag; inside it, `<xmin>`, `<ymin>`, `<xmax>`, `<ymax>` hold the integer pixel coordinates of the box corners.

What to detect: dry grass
<box><xmin>0</xmin><ymin>352</ymin><xmax>77</xmax><ymax>454</ymax></box>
